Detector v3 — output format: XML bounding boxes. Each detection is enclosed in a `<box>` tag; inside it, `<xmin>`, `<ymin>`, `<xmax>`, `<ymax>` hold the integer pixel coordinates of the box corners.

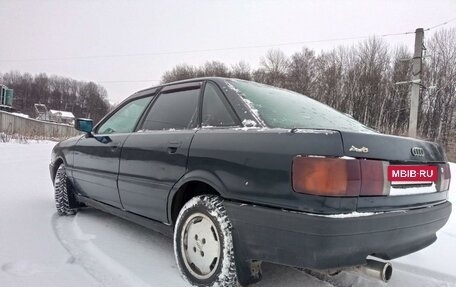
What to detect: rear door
<box><xmin>72</xmin><ymin>95</ymin><xmax>153</xmax><ymax>208</ymax></box>
<box><xmin>118</xmin><ymin>82</ymin><xmax>202</xmax><ymax>222</ymax></box>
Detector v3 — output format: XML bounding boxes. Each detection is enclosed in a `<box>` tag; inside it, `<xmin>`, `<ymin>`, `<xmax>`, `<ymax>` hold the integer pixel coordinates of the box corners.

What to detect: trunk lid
<box><xmin>340</xmin><ymin>131</ymin><xmax>447</xmax><ymax>163</ymax></box>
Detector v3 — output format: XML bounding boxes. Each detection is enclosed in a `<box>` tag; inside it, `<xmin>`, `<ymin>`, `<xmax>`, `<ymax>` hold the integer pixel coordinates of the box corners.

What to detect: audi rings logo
<box><xmin>411</xmin><ymin>147</ymin><xmax>425</xmax><ymax>157</ymax></box>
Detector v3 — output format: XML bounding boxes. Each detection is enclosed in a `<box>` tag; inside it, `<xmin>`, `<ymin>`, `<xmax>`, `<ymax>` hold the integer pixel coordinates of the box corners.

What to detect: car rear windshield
<box><xmin>226</xmin><ymin>79</ymin><xmax>374</xmax><ymax>133</ymax></box>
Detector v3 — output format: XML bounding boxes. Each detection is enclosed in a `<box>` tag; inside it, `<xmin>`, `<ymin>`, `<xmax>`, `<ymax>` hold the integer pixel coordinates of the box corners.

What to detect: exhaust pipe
<box><xmin>360</xmin><ymin>257</ymin><xmax>393</xmax><ymax>282</ymax></box>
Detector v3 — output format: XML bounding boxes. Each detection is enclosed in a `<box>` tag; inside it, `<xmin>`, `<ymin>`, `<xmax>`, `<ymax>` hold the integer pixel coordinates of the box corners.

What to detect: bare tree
<box><xmin>257</xmin><ymin>49</ymin><xmax>289</xmax><ymax>87</ymax></box>
<box><xmin>421</xmin><ymin>28</ymin><xmax>456</xmax><ymax>149</ymax></box>
<box><xmin>286</xmin><ymin>47</ymin><xmax>316</xmax><ymax>95</ymax></box>
<box><xmin>231</xmin><ymin>61</ymin><xmax>252</xmax><ymax>80</ymax></box>
<box><xmin>161</xmin><ymin>64</ymin><xmax>197</xmax><ymax>83</ymax></box>
<box><xmin>313</xmin><ymin>46</ymin><xmax>346</xmax><ymax>109</ymax></box>
<box><xmin>197</xmin><ymin>61</ymin><xmax>230</xmax><ymax>77</ymax></box>
<box><xmin>352</xmin><ymin>37</ymin><xmax>390</xmax><ymax>129</ymax></box>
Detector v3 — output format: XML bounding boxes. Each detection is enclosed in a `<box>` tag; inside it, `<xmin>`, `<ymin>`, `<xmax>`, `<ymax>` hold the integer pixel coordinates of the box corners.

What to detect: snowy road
<box><xmin>1</xmin><ymin>142</ymin><xmax>455</xmax><ymax>287</ymax></box>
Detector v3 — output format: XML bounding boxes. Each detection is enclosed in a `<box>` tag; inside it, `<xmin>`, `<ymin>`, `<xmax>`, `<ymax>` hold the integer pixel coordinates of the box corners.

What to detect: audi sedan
<box><xmin>50</xmin><ymin>77</ymin><xmax>452</xmax><ymax>286</ymax></box>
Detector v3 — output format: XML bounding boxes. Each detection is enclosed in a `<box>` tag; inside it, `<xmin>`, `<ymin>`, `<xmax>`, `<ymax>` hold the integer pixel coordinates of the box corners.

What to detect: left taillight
<box><xmin>292</xmin><ymin>156</ymin><xmax>389</xmax><ymax>197</ymax></box>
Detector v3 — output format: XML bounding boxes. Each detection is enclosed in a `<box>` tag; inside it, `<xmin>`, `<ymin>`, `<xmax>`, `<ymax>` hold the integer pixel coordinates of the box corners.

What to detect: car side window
<box><xmin>202</xmin><ymin>83</ymin><xmax>237</xmax><ymax>127</ymax></box>
<box><xmin>97</xmin><ymin>96</ymin><xmax>152</xmax><ymax>134</ymax></box>
<box><xmin>140</xmin><ymin>88</ymin><xmax>200</xmax><ymax>130</ymax></box>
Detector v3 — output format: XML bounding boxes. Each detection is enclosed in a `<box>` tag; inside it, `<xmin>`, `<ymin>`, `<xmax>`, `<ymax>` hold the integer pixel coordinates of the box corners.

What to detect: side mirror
<box><xmin>74</xmin><ymin>118</ymin><xmax>93</xmax><ymax>133</ymax></box>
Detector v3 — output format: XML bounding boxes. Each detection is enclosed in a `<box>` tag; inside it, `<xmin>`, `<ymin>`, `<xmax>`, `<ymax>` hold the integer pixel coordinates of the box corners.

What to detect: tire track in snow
<box><xmin>51</xmin><ymin>213</ymin><xmax>152</xmax><ymax>287</ymax></box>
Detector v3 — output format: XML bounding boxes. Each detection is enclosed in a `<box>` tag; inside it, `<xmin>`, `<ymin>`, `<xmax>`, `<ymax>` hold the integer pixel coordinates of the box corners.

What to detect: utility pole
<box><xmin>408</xmin><ymin>28</ymin><xmax>424</xmax><ymax>138</ymax></box>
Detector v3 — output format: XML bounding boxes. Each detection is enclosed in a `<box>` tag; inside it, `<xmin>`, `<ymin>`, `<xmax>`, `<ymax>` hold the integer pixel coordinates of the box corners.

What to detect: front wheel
<box><xmin>174</xmin><ymin>195</ymin><xmax>238</xmax><ymax>287</ymax></box>
<box><xmin>54</xmin><ymin>164</ymin><xmax>77</xmax><ymax>216</ymax></box>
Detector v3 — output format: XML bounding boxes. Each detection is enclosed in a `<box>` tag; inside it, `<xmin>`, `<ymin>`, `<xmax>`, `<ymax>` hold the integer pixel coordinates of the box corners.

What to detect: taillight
<box><xmin>292</xmin><ymin>156</ymin><xmax>389</xmax><ymax>197</ymax></box>
<box><xmin>359</xmin><ymin>160</ymin><xmax>389</xmax><ymax>196</ymax></box>
<box><xmin>436</xmin><ymin>163</ymin><xmax>451</xmax><ymax>191</ymax></box>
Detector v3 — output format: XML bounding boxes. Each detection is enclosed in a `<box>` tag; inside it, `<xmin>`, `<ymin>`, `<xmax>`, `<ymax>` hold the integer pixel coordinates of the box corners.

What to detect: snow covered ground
<box><xmin>0</xmin><ymin>141</ymin><xmax>455</xmax><ymax>287</ymax></box>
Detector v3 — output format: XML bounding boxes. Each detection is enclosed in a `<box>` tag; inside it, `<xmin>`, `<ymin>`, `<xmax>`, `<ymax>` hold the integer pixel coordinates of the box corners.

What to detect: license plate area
<box><xmin>387</xmin><ymin>165</ymin><xmax>438</xmax><ymax>195</ymax></box>
<box><xmin>387</xmin><ymin>165</ymin><xmax>438</xmax><ymax>183</ymax></box>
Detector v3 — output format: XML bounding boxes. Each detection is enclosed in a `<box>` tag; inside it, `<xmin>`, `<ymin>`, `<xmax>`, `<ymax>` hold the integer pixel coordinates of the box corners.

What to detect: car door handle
<box><xmin>110</xmin><ymin>143</ymin><xmax>120</xmax><ymax>150</ymax></box>
<box><xmin>167</xmin><ymin>141</ymin><xmax>181</xmax><ymax>154</ymax></box>
<box><xmin>167</xmin><ymin>146</ymin><xmax>178</xmax><ymax>154</ymax></box>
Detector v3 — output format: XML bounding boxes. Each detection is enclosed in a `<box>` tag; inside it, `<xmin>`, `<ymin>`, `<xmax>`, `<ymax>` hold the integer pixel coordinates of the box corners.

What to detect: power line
<box><xmin>91</xmin><ymin>19</ymin><xmax>455</xmax><ymax>86</ymax></box>
<box><xmin>2</xmin><ymin>17</ymin><xmax>455</xmax><ymax>64</ymax></box>
<box><xmin>425</xmin><ymin>16</ymin><xmax>456</xmax><ymax>31</ymax></box>
<box><xmin>0</xmin><ymin>31</ymin><xmax>416</xmax><ymax>63</ymax></box>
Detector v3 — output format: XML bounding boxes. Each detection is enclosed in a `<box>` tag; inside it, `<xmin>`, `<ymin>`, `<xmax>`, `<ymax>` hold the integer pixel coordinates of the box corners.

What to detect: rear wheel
<box><xmin>54</xmin><ymin>164</ymin><xmax>77</xmax><ymax>216</ymax></box>
<box><xmin>174</xmin><ymin>195</ymin><xmax>238</xmax><ymax>286</ymax></box>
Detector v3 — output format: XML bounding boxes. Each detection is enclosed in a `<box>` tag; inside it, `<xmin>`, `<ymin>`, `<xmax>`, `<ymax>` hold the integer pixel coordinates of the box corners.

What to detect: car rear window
<box><xmin>226</xmin><ymin>79</ymin><xmax>374</xmax><ymax>133</ymax></box>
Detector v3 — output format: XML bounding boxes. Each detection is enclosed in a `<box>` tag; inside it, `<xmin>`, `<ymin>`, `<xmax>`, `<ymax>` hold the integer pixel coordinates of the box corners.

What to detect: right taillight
<box><xmin>436</xmin><ymin>163</ymin><xmax>451</xmax><ymax>191</ymax></box>
<box><xmin>292</xmin><ymin>156</ymin><xmax>390</xmax><ymax>197</ymax></box>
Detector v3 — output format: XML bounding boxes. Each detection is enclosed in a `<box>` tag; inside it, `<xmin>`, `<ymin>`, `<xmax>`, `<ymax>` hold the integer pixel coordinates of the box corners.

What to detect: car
<box><xmin>49</xmin><ymin>77</ymin><xmax>452</xmax><ymax>286</ymax></box>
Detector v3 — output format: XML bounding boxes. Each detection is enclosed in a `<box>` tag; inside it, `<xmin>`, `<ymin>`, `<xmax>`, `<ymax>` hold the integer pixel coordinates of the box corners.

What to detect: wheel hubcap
<box><xmin>181</xmin><ymin>213</ymin><xmax>221</xmax><ymax>280</ymax></box>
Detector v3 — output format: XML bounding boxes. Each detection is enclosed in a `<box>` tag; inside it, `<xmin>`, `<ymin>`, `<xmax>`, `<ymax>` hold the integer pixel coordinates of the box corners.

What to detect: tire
<box><xmin>54</xmin><ymin>164</ymin><xmax>77</xmax><ymax>216</ymax></box>
<box><xmin>174</xmin><ymin>195</ymin><xmax>238</xmax><ymax>287</ymax></box>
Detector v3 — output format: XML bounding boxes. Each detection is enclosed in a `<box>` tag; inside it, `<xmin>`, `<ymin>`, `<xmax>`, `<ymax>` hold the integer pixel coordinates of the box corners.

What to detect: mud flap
<box><xmin>232</xmin><ymin>229</ymin><xmax>263</xmax><ymax>286</ymax></box>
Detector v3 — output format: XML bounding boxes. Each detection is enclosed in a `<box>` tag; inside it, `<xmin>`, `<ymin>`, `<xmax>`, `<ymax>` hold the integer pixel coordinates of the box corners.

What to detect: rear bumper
<box><xmin>224</xmin><ymin>200</ymin><xmax>452</xmax><ymax>269</ymax></box>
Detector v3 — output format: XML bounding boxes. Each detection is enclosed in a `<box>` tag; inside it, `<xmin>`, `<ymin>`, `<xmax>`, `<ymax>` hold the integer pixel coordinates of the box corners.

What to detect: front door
<box><xmin>72</xmin><ymin>95</ymin><xmax>153</xmax><ymax>207</ymax></box>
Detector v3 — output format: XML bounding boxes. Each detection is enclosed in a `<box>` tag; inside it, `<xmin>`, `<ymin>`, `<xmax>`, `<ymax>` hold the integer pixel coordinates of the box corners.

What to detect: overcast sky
<box><xmin>0</xmin><ymin>0</ymin><xmax>455</xmax><ymax>103</ymax></box>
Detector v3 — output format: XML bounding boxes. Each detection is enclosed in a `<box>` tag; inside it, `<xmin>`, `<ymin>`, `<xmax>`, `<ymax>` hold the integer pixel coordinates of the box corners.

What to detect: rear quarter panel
<box><xmin>186</xmin><ymin>128</ymin><xmax>358</xmax><ymax>213</ymax></box>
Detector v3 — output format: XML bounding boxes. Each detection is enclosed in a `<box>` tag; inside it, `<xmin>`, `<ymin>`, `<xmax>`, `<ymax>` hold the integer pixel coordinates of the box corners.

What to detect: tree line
<box><xmin>161</xmin><ymin>28</ymin><xmax>456</xmax><ymax>155</ymax></box>
<box><xmin>0</xmin><ymin>72</ymin><xmax>111</xmax><ymax>123</ymax></box>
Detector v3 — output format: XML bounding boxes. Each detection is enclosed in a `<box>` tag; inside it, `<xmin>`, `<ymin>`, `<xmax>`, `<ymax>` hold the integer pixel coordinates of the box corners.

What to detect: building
<box><xmin>48</xmin><ymin>109</ymin><xmax>75</xmax><ymax>125</ymax></box>
<box><xmin>0</xmin><ymin>84</ymin><xmax>14</xmax><ymax>112</ymax></box>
